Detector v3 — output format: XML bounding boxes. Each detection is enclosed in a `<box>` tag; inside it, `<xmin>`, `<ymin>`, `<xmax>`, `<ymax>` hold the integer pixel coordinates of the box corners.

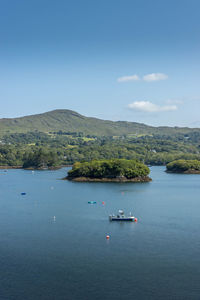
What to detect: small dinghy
<box><xmin>109</xmin><ymin>210</ymin><xmax>137</xmax><ymax>222</ymax></box>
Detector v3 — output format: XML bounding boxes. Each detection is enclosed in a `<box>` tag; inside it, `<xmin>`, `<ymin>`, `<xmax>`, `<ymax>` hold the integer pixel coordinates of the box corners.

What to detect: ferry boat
<box><xmin>109</xmin><ymin>210</ymin><xmax>137</xmax><ymax>222</ymax></box>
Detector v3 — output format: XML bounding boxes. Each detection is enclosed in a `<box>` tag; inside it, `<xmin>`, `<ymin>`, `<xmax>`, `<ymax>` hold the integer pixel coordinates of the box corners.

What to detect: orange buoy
<box><xmin>134</xmin><ymin>218</ymin><xmax>138</xmax><ymax>222</ymax></box>
<box><xmin>106</xmin><ymin>235</ymin><xmax>110</xmax><ymax>240</ymax></box>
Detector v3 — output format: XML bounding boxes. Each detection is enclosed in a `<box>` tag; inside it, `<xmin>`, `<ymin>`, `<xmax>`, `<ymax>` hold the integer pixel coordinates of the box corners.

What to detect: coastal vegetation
<box><xmin>166</xmin><ymin>159</ymin><xmax>200</xmax><ymax>173</ymax></box>
<box><xmin>67</xmin><ymin>159</ymin><xmax>151</xmax><ymax>182</ymax></box>
<box><xmin>1</xmin><ymin>131</ymin><xmax>200</xmax><ymax>168</ymax></box>
<box><xmin>22</xmin><ymin>148</ymin><xmax>59</xmax><ymax>169</ymax></box>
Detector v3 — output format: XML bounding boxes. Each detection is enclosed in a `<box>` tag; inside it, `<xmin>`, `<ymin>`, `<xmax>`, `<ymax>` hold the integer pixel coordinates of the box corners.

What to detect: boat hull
<box><xmin>109</xmin><ymin>217</ymin><xmax>135</xmax><ymax>221</ymax></box>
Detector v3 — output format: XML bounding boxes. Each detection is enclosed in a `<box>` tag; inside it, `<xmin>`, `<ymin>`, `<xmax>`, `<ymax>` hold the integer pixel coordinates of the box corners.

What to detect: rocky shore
<box><xmin>166</xmin><ymin>170</ymin><xmax>200</xmax><ymax>174</ymax></box>
<box><xmin>66</xmin><ymin>176</ymin><xmax>152</xmax><ymax>182</ymax></box>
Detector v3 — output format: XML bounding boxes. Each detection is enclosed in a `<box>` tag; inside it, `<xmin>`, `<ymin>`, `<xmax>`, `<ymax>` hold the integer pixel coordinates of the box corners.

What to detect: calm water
<box><xmin>0</xmin><ymin>167</ymin><xmax>200</xmax><ymax>300</ymax></box>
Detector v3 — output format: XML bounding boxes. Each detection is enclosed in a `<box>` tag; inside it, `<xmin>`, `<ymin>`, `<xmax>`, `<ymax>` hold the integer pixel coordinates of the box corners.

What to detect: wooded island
<box><xmin>66</xmin><ymin>159</ymin><xmax>151</xmax><ymax>182</ymax></box>
<box><xmin>166</xmin><ymin>159</ymin><xmax>200</xmax><ymax>173</ymax></box>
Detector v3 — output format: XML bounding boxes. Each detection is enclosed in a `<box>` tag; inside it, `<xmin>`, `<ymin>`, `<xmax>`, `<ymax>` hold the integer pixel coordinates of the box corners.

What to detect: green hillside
<box><xmin>0</xmin><ymin>109</ymin><xmax>199</xmax><ymax>137</ymax></box>
<box><xmin>0</xmin><ymin>109</ymin><xmax>149</xmax><ymax>136</ymax></box>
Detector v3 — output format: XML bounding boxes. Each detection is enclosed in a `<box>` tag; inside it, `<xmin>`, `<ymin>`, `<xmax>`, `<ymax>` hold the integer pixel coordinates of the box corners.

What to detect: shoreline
<box><xmin>166</xmin><ymin>170</ymin><xmax>200</xmax><ymax>174</ymax></box>
<box><xmin>0</xmin><ymin>166</ymin><xmax>22</xmax><ymax>169</ymax></box>
<box><xmin>0</xmin><ymin>165</ymin><xmax>72</xmax><ymax>170</ymax></box>
<box><xmin>66</xmin><ymin>176</ymin><xmax>152</xmax><ymax>182</ymax></box>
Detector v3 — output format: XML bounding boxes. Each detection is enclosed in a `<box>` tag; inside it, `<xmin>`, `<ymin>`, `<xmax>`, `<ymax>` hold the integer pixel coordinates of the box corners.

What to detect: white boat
<box><xmin>109</xmin><ymin>210</ymin><xmax>137</xmax><ymax>222</ymax></box>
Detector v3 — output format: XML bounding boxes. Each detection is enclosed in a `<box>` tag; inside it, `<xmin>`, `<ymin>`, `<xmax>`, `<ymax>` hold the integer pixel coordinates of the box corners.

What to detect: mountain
<box><xmin>0</xmin><ymin>109</ymin><xmax>199</xmax><ymax>137</ymax></box>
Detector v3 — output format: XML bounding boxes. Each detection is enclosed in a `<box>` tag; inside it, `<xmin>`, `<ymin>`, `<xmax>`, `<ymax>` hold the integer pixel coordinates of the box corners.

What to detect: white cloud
<box><xmin>143</xmin><ymin>73</ymin><xmax>168</xmax><ymax>82</ymax></box>
<box><xmin>128</xmin><ymin>101</ymin><xmax>177</xmax><ymax>112</ymax></box>
<box><xmin>117</xmin><ymin>75</ymin><xmax>140</xmax><ymax>82</ymax></box>
<box><xmin>117</xmin><ymin>72</ymin><xmax>168</xmax><ymax>83</ymax></box>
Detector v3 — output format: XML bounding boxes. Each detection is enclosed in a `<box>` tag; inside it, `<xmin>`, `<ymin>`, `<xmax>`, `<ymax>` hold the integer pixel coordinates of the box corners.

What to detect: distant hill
<box><xmin>0</xmin><ymin>109</ymin><xmax>199</xmax><ymax>137</ymax></box>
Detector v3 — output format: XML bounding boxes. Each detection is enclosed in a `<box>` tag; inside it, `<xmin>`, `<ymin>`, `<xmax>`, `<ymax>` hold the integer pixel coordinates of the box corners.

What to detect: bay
<box><xmin>0</xmin><ymin>167</ymin><xmax>200</xmax><ymax>300</ymax></box>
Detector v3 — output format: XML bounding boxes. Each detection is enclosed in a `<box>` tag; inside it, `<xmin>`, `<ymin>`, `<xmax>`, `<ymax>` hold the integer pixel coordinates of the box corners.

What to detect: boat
<box><xmin>109</xmin><ymin>210</ymin><xmax>137</xmax><ymax>222</ymax></box>
<box><xmin>88</xmin><ymin>201</ymin><xmax>96</xmax><ymax>204</ymax></box>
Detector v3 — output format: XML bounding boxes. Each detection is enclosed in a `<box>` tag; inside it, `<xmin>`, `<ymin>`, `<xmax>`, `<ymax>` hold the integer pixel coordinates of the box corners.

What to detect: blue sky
<box><xmin>0</xmin><ymin>0</ymin><xmax>200</xmax><ymax>126</ymax></box>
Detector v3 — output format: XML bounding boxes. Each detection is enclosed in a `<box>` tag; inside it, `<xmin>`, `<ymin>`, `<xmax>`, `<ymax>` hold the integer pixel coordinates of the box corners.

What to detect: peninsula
<box><xmin>66</xmin><ymin>159</ymin><xmax>151</xmax><ymax>182</ymax></box>
<box><xmin>166</xmin><ymin>159</ymin><xmax>200</xmax><ymax>174</ymax></box>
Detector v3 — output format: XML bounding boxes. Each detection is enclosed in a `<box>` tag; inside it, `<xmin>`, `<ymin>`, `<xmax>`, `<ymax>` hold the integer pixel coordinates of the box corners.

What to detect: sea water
<box><xmin>0</xmin><ymin>167</ymin><xmax>200</xmax><ymax>300</ymax></box>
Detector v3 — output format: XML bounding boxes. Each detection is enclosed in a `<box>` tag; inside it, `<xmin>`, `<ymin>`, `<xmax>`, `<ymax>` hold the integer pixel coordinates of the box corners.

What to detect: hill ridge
<box><xmin>0</xmin><ymin>109</ymin><xmax>199</xmax><ymax>137</ymax></box>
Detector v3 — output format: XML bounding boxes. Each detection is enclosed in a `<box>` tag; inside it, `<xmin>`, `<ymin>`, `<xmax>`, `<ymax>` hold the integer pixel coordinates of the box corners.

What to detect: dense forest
<box><xmin>1</xmin><ymin>130</ymin><xmax>200</xmax><ymax>168</ymax></box>
<box><xmin>22</xmin><ymin>148</ymin><xmax>59</xmax><ymax>169</ymax></box>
